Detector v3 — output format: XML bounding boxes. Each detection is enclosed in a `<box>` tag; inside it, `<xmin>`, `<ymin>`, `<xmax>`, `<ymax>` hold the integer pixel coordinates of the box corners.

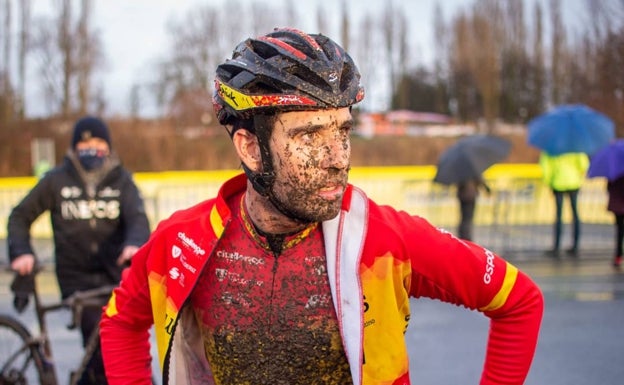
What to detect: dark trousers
<box><xmin>553</xmin><ymin>189</ymin><xmax>580</xmax><ymax>251</ymax></box>
<box><xmin>615</xmin><ymin>214</ymin><xmax>624</xmax><ymax>257</ymax></box>
<box><xmin>458</xmin><ymin>199</ymin><xmax>476</xmax><ymax>241</ymax></box>
<box><xmin>77</xmin><ymin>305</ymin><xmax>108</xmax><ymax>385</ymax></box>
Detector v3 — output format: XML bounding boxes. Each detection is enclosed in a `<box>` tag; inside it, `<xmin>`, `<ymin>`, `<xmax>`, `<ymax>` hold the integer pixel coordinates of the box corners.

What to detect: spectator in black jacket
<box><xmin>607</xmin><ymin>175</ymin><xmax>624</xmax><ymax>268</ymax></box>
<box><xmin>456</xmin><ymin>176</ymin><xmax>491</xmax><ymax>241</ymax></box>
<box><xmin>7</xmin><ymin>116</ymin><xmax>151</xmax><ymax>385</ymax></box>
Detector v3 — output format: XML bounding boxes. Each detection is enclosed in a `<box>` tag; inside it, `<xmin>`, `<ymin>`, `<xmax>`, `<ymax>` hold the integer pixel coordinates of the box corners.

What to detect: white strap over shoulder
<box><xmin>323</xmin><ymin>186</ymin><xmax>368</xmax><ymax>385</ymax></box>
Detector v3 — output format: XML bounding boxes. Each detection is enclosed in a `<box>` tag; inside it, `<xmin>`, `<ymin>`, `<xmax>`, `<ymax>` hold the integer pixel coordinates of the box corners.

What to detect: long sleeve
<box><xmin>479</xmin><ymin>269</ymin><xmax>543</xmax><ymax>384</ymax></box>
<box><xmin>364</xmin><ymin>205</ymin><xmax>544</xmax><ymax>384</ymax></box>
<box><xmin>405</xmin><ymin>220</ymin><xmax>544</xmax><ymax>384</ymax></box>
<box><xmin>7</xmin><ymin>175</ymin><xmax>54</xmax><ymax>260</ymax></box>
<box><xmin>100</xmin><ymin>240</ymin><xmax>155</xmax><ymax>385</ymax></box>
<box><xmin>538</xmin><ymin>152</ymin><xmax>552</xmax><ymax>187</ymax></box>
<box><xmin>119</xmin><ymin>172</ymin><xmax>151</xmax><ymax>247</ymax></box>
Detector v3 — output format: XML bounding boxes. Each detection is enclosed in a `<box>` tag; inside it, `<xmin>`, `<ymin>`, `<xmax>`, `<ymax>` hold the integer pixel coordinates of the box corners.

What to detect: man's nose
<box><xmin>321</xmin><ymin>137</ymin><xmax>350</xmax><ymax>169</ymax></box>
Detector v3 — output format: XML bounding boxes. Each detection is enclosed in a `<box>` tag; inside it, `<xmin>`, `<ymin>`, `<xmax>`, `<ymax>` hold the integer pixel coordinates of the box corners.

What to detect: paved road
<box><xmin>407</xmin><ymin>257</ymin><xmax>624</xmax><ymax>385</ymax></box>
<box><xmin>1</xmin><ymin>255</ymin><xmax>623</xmax><ymax>384</ymax></box>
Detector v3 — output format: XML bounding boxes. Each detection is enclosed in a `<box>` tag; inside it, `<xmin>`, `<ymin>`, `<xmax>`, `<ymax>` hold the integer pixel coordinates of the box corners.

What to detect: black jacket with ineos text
<box><xmin>7</xmin><ymin>152</ymin><xmax>150</xmax><ymax>298</ymax></box>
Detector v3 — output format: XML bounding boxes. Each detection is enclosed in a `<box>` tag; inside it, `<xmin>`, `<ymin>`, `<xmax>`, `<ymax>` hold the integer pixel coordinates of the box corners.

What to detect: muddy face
<box><xmin>268</xmin><ymin>108</ymin><xmax>353</xmax><ymax>223</ymax></box>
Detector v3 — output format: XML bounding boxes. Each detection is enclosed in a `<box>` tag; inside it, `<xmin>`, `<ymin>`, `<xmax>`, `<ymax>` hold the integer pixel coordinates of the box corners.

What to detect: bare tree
<box><xmin>250</xmin><ymin>1</ymin><xmax>280</xmax><ymax>35</ymax></box>
<box><xmin>449</xmin><ymin>11</ymin><xmax>478</xmax><ymax>121</ymax></box>
<box><xmin>530</xmin><ymin>1</ymin><xmax>546</xmax><ymax>117</ymax></box>
<box><xmin>31</xmin><ymin>18</ymin><xmax>64</xmax><ymax>114</ymax></box>
<box><xmin>284</xmin><ymin>0</ymin><xmax>299</xmax><ymax>28</ymax></box>
<box><xmin>432</xmin><ymin>1</ymin><xmax>450</xmax><ymax>115</ymax></box>
<box><xmin>381</xmin><ymin>0</ymin><xmax>396</xmax><ymax>102</ymax></box>
<box><xmin>155</xmin><ymin>5</ymin><xmax>225</xmax><ymax>124</ymax></box>
<box><xmin>0</xmin><ymin>0</ymin><xmax>14</xmax><ymax>122</ymax></box>
<box><xmin>340</xmin><ymin>0</ymin><xmax>349</xmax><ymax>52</ymax></box>
<box><xmin>17</xmin><ymin>0</ymin><xmax>30</xmax><ymax>118</ymax></box>
<box><xmin>76</xmin><ymin>0</ymin><xmax>92</xmax><ymax>115</ymax></box>
<box><xmin>2</xmin><ymin>0</ymin><xmax>11</xmax><ymax>87</ymax></box>
<box><xmin>58</xmin><ymin>0</ymin><xmax>72</xmax><ymax>116</ymax></box>
<box><xmin>549</xmin><ymin>0</ymin><xmax>566</xmax><ymax>105</ymax></box>
<box><xmin>353</xmin><ymin>14</ymin><xmax>376</xmax><ymax>111</ymax></box>
<box><xmin>381</xmin><ymin>0</ymin><xmax>410</xmax><ymax>108</ymax></box>
<box><xmin>499</xmin><ymin>0</ymin><xmax>534</xmax><ymax>122</ymax></box>
<box><xmin>448</xmin><ymin>0</ymin><xmax>503</xmax><ymax>130</ymax></box>
<box><xmin>315</xmin><ymin>3</ymin><xmax>329</xmax><ymax>35</ymax></box>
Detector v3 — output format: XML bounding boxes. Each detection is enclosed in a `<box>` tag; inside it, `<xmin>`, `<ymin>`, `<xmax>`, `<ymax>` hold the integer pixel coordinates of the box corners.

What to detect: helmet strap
<box><xmin>242</xmin><ymin>115</ymin><xmax>311</xmax><ymax>225</ymax></box>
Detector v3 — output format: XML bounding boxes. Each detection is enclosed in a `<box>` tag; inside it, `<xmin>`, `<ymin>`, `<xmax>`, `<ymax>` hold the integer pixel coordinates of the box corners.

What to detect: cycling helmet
<box><xmin>213</xmin><ymin>27</ymin><xmax>365</xmax><ymax>129</ymax></box>
<box><xmin>213</xmin><ymin>28</ymin><xmax>364</xmax><ymax>223</ymax></box>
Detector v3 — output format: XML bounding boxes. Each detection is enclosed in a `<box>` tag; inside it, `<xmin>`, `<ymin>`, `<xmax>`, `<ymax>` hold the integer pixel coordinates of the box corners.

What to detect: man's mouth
<box><xmin>318</xmin><ymin>184</ymin><xmax>345</xmax><ymax>200</ymax></box>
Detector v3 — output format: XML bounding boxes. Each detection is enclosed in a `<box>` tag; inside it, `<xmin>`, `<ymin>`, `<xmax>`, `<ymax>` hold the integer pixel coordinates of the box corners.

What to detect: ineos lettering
<box><xmin>61</xmin><ymin>200</ymin><xmax>120</xmax><ymax>220</ymax></box>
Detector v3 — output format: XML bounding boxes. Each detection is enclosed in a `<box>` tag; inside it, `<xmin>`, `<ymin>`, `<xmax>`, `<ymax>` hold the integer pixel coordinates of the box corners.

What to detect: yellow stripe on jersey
<box><xmin>479</xmin><ymin>262</ymin><xmax>518</xmax><ymax>312</ymax></box>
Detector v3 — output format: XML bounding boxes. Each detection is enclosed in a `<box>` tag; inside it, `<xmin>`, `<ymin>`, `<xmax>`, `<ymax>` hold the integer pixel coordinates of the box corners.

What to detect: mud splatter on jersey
<box><xmin>190</xmin><ymin>193</ymin><xmax>351</xmax><ymax>384</ymax></box>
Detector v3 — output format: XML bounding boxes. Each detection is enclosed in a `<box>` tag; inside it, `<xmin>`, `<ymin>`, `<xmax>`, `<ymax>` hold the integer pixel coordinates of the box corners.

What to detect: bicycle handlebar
<box><xmin>5</xmin><ymin>265</ymin><xmax>118</xmax><ymax>330</ymax></box>
<box><xmin>61</xmin><ymin>285</ymin><xmax>117</xmax><ymax>330</ymax></box>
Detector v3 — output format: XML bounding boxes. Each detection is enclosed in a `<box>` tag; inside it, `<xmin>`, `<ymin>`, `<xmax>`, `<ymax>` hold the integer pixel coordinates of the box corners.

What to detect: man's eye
<box><xmin>300</xmin><ymin>131</ymin><xmax>318</xmax><ymax>142</ymax></box>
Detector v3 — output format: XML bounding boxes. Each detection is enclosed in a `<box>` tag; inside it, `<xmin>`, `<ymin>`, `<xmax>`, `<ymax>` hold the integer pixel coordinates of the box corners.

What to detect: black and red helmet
<box><xmin>213</xmin><ymin>27</ymin><xmax>365</xmax><ymax>126</ymax></box>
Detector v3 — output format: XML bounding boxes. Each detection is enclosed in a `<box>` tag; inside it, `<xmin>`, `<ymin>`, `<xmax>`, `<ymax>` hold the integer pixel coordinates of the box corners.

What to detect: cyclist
<box><xmin>8</xmin><ymin>116</ymin><xmax>151</xmax><ymax>385</ymax></box>
<box><xmin>101</xmin><ymin>28</ymin><xmax>543</xmax><ymax>385</ymax></box>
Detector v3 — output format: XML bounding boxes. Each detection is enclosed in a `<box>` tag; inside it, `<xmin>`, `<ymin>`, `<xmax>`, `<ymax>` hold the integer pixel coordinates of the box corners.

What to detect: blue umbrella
<box><xmin>587</xmin><ymin>139</ymin><xmax>624</xmax><ymax>181</ymax></box>
<box><xmin>527</xmin><ymin>104</ymin><xmax>615</xmax><ymax>156</ymax></box>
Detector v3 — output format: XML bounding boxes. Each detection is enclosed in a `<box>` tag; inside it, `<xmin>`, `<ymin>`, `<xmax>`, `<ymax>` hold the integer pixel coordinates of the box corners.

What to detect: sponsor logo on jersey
<box><xmin>215</xmin><ymin>268</ymin><xmax>227</xmax><ymax>281</ymax></box>
<box><xmin>168</xmin><ymin>267</ymin><xmax>186</xmax><ymax>287</ymax></box>
<box><xmin>99</xmin><ymin>187</ymin><xmax>121</xmax><ymax>198</ymax></box>
<box><xmin>171</xmin><ymin>244</ymin><xmax>197</xmax><ymax>274</ymax></box>
<box><xmin>216</xmin><ymin>249</ymin><xmax>264</xmax><ymax>266</ymax></box>
<box><xmin>177</xmin><ymin>232</ymin><xmax>206</xmax><ymax>255</ymax></box>
<box><xmin>60</xmin><ymin>186</ymin><xmax>82</xmax><ymax>198</ymax></box>
<box><xmin>169</xmin><ymin>267</ymin><xmax>180</xmax><ymax>280</ymax></box>
<box><xmin>483</xmin><ymin>249</ymin><xmax>496</xmax><ymax>284</ymax></box>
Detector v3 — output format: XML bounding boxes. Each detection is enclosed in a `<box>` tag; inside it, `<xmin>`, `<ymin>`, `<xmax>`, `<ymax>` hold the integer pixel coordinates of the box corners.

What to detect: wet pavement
<box><xmin>407</xmin><ymin>256</ymin><xmax>624</xmax><ymax>385</ymax></box>
<box><xmin>1</xmin><ymin>248</ymin><xmax>623</xmax><ymax>384</ymax></box>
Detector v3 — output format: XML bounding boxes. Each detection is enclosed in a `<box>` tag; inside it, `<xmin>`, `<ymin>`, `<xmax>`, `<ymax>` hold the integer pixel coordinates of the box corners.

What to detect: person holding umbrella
<box><xmin>607</xmin><ymin>176</ymin><xmax>624</xmax><ymax>268</ymax></box>
<box><xmin>433</xmin><ymin>134</ymin><xmax>510</xmax><ymax>241</ymax></box>
<box><xmin>587</xmin><ymin>138</ymin><xmax>624</xmax><ymax>268</ymax></box>
<box><xmin>539</xmin><ymin>151</ymin><xmax>590</xmax><ymax>257</ymax></box>
<box><xmin>457</xmin><ymin>176</ymin><xmax>491</xmax><ymax>241</ymax></box>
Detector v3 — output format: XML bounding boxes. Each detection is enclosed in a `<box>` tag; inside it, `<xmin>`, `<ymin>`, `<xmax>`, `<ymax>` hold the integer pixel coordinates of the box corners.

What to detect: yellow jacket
<box><xmin>539</xmin><ymin>152</ymin><xmax>589</xmax><ymax>191</ymax></box>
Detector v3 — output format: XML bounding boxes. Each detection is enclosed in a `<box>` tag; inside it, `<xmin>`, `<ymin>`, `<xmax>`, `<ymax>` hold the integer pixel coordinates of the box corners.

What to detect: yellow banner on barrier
<box><xmin>0</xmin><ymin>164</ymin><xmax>611</xmax><ymax>240</ymax></box>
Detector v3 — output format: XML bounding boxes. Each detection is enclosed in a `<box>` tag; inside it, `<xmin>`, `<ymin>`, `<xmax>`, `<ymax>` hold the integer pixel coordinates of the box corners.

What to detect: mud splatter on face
<box><xmin>268</xmin><ymin>108</ymin><xmax>353</xmax><ymax>222</ymax></box>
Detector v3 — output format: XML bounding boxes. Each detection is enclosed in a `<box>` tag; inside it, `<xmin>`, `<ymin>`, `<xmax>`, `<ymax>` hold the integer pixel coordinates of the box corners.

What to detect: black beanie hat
<box><xmin>71</xmin><ymin>116</ymin><xmax>112</xmax><ymax>149</ymax></box>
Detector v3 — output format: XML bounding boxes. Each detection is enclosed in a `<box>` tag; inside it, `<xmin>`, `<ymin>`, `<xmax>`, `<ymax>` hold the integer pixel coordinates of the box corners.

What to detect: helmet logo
<box><xmin>218</xmin><ymin>82</ymin><xmax>239</xmax><ymax>107</ymax></box>
<box><xmin>328</xmin><ymin>73</ymin><xmax>338</xmax><ymax>83</ymax></box>
<box><xmin>215</xmin><ymin>79</ymin><xmax>319</xmax><ymax>111</ymax></box>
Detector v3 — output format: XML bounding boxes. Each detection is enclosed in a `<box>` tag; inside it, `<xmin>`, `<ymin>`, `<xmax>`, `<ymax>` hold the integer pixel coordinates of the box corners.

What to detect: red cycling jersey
<box><xmin>190</xmin><ymin>193</ymin><xmax>351</xmax><ymax>383</ymax></box>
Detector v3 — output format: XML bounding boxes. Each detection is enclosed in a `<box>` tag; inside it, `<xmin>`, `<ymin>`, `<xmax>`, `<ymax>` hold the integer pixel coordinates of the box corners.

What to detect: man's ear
<box><xmin>232</xmin><ymin>129</ymin><xmax>261</xmax><ymax>172</ymax></box>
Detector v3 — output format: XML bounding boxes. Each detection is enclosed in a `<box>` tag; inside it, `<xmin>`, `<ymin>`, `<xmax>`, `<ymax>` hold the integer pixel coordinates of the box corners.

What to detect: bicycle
<box><xmin>0</xmin><ymin>268</ymin><xmax>116</xmax><ymax>385</ymax></box>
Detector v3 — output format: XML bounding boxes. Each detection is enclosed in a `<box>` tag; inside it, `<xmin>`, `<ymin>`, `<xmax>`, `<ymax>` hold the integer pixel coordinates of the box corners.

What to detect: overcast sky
<box><xmin>21</xmin><ymin>0</ymin><xmax>584</xmax><ymax>117</ymax></box>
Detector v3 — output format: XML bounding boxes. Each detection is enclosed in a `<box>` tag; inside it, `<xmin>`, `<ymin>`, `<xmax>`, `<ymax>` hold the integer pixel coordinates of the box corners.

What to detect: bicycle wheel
<box><xmin>0</xmin><ymin>315</ymin><xmax>48</xmax><ymax>385</ymax></box>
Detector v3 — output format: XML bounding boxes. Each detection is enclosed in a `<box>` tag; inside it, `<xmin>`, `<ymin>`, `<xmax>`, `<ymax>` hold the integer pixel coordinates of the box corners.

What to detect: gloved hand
<box><xmin>10</xmin><ymin>273</ymin><xmax>35</xmax><ymax>313</ymax></box>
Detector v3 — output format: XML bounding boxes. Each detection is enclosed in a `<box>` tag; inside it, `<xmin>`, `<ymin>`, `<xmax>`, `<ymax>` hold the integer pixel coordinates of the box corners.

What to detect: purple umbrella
<box><xmin>587</xmin><ymin>139</ymin><xmax>624</xmax><ymax>181</ymax></box>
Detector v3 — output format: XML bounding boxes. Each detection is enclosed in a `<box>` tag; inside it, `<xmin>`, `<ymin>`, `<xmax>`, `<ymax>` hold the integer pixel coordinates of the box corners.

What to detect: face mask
<box><xmin>77</xmin><ymin>148</ymin><xmax>107</xmax><ymax>171</ymax></box>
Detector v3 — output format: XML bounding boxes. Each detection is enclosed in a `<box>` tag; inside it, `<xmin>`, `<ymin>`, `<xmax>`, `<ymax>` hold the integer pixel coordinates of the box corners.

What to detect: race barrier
<box><xmin>0</xmin><ymin>164</ymin><xmax>614</xmax><ymax>259</ymax></box>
